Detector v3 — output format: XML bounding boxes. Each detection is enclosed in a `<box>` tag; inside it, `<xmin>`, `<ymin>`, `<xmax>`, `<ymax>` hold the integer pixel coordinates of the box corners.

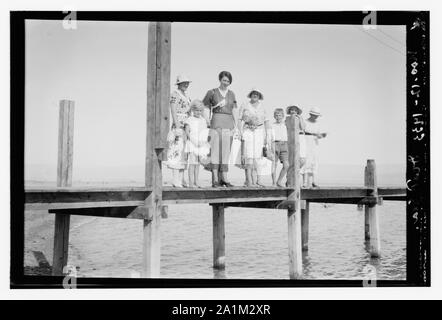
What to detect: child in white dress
<box><xmin>286</xmin><ymin>105</ymin><xmax>307</xmax><ymax>183</ymax></box>
<box><xmin>238</xmin><ymin>88</ymin><xmax>270</xmax><ymax>187</ymax></box>
<box><xmin>184</xmin><ymin>100</ymin><xmax>210</xmax><ymax>188</ymax></box>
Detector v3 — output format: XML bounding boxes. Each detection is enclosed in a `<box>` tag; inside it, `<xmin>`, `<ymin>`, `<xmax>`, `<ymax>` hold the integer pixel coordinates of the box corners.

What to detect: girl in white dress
<box><xmin>184</xmin><ymin>100</ymin><xmax>210</xmax><ymax>188</ymax></box>
<box><xmin>167</xmin><ymin>75</ymin><xmax>192</xmax><ymax>187</ymax></box>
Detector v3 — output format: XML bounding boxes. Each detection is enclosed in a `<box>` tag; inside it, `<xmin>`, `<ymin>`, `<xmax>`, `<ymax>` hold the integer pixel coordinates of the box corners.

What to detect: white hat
<box><xmin>247</xmin><ymin>87</ymin><xmax>264</xmax><ymax>100</ymax></box>
<box><xmin>309</xmin><ymin>106</ymin><xmax>322</xmax><ymax>116</ymax></box>
<box><xmin>175</xmin><ymin>75</ymin><xmax>192</xmax><ymax>85</ymax></box>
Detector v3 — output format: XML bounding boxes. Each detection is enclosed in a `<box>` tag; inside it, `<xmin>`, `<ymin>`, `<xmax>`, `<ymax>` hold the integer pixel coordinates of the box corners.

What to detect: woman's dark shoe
<box><xmin>220</xmin><ymin>180</ymin><xmax>234</xmax><ymax>187</ymax></box>
<box><xmin>212</xmin><ymin>182</ymin><xmax>223</xmax><ymax>188</ymax></box>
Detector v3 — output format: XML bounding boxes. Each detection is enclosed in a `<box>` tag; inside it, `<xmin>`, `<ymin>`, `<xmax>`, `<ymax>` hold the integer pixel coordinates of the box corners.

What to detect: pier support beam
<box><xmin>301</xmin><ymin>200</ymin><xmax>310</xmax><ymax>251</ymax></box>
<box><xmin>212</xmin><ymin>204</ymin><xmax>226</xmax><ymax>269</ymax></box>
<box><xmin>142</xmin><ymin>22</ymin><xmax>171</xmax><ymax>277</ymax></box>
<box><xmin>52</xmin><ymin>99</ymin><xmax>74</xmax><ymax>276</ymax></box>
<box><xmin>286</xmin><ymin>114</ymin><xmax>303</xmax><ymax>278</ymax></box>
<box><xmin>364</xmin><ymin>159</ymin><xmax>381</xmax><ymax>257</ymax></box>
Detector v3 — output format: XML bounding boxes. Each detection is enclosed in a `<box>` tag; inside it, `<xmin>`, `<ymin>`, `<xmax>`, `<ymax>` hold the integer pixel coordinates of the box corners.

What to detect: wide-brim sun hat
<box><xmin>247</xmin><ymin>87</ymin><xmax>264</xmax><ymax>100</ymax></box>
<box><xmin>309</xmin><ymin>106</ymin><xmax>322</xmax><ymax>116</ymax></box>
<box><xmin>175</xmin><ymin>75</ymin><xmax>192</xmax><ymax>85</ymax></box>
<box><xmin>286</xmin><ymin>104</ymin><xmax>303</xmax><ymax>115</ymax></box>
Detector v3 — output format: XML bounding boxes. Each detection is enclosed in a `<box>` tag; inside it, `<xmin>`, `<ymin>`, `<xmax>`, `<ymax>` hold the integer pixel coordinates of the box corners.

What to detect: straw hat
<box><xmin>309</xmin><ymin>106</ymin><xmax>322</xmax><ymax>116</ymax></box>
<box><xmin>175</xmin><ymin>75</ymin><xmax>192</xmax><ymax>85</ymax></box>
<box><xmin>247</xmin><ymin>87</ymin><xmax>264</xmax><ymax>100</ymax></box>
<box><xmin>286</xmin><ymin>104</ymin><xmax>303</xmax><ymax>115</ymax></box>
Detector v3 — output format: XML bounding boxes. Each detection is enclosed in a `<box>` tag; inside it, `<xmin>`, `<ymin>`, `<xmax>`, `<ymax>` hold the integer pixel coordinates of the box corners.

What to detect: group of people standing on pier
<box><xmin>165</xmin><ymin>71</ymin><xmax>327</xmax><ymax>188</ymax></box>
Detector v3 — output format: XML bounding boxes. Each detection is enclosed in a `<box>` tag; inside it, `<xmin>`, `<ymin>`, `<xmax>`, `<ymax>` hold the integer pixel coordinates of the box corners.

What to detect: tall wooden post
<box><xmin>301</xmin><ymin>200</ymin><xmax>310</xmax><ymax>251</ymax></box>
<box><xmin>212</xmin><ymin>204</ymin><xmax>226</xmax><ymax>269</ymax></box>
<box><xmin>286</xmin><ymin>115</ymin><xmax>302</xmax><ymax>278</ymax></box>
<box><xmin>364</xmin><ymin>159</ymin><xmax>381</xmax><ymax>257</ymax></box>
<box><xmin>142</xmin><ymin>22</ymin><xmax>171</xmax><ymax>278</ymax></box>
<box><xmin>52</xmin><ymin>99</ymin><xmax>74</xmax><ymax>276</ymax></box>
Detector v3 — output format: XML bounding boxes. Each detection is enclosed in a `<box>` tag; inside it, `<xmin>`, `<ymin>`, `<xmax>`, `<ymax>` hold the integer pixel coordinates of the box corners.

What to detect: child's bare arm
<box><xmin>183</xmin><ymin>124</ymin><xmax>190</xmax><ymax>140</ymax></box>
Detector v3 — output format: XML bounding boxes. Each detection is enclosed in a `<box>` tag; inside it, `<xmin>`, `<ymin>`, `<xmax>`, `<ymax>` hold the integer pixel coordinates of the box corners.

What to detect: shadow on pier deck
<box><xmin>20</xmin><ymin>22</ymin><xmax>407</xmax><ymax>280</ymax></box>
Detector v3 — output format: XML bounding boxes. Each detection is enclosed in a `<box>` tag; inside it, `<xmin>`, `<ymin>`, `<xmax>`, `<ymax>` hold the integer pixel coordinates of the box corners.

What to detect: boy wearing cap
<box><xmin>270</xmin><ymin>108</ymin><xmax>289</xmax><ymax>187</ymax></box>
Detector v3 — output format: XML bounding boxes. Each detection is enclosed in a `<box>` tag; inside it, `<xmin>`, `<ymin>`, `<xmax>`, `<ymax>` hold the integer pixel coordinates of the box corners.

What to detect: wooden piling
<box><xmin>52</xmin><ymin>99</ymin><xmax>74</xmax><ymax>276</ymax></box>
<box><xmin>142</xmin><ymin>21</ymin><xmax>171</xmax><ymax>277</ymax></box>
<box><xmin>286</xmin><ymin>115</ymin><xmax>303</xmax><ymax>278</ymax></box>
<box><xmin>212</xmin><ymin>204</ymin><xmax>226</xmax><ymax>269</ymax></box>
<box><xmin>301</xmin><ymin>201</ymin><xmax>310</xmax><ymax>251</ymax></box>
<box><xmin>364</xmin><ymin>159</ymin><xmax>381</xmax><ymax>257</ymax></box>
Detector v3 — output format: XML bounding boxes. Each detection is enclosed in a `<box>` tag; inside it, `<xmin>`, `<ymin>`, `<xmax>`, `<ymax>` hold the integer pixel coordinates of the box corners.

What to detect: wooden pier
<box><xmin>23</xmin><ymin>22</ymin><xmax>406</xmax><ymax>279</ymax></box>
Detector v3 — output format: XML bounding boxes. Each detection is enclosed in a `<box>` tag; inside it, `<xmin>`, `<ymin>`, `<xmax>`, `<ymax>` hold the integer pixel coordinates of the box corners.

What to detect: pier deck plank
<box><xmin>24</xmin><ymin>186</ymin><xmax>406</xmax><ymax>212</ymax></box>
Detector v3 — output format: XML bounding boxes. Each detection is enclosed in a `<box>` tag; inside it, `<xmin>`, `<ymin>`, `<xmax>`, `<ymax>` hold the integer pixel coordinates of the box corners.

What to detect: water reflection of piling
<box><xmin>364</xmin><ymin>159</ymin><xmax>381</xmax><ymax>257</ymax></box>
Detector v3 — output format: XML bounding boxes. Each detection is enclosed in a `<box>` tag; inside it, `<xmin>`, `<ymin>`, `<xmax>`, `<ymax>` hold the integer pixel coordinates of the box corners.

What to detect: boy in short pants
<box><xmin>271</xmin><ymin>108</ymin><xmax>289</xmax><ymax>187</ymax></box>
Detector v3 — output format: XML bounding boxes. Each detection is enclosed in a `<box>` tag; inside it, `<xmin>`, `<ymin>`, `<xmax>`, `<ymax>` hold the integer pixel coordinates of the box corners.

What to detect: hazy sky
<box><xmin>25</xmin><ymin>20</ymin><xmax>406</xmax><ymax>171</ymax></box>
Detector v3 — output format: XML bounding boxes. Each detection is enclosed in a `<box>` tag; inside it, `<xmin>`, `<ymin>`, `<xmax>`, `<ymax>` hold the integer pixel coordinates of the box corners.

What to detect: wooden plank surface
<box><xmin>50</xmin><ymin>206</ymin><xmax>150</xmax><ymax>219</ymax></box>
<box><xmin>53</xmin><ymin>214</ymin><xmax>70</xmax><ymax>275</ymax></box>
<box><xmin>142</xmin><ymin>21</ymin><xmax>171</xmax><ymax>277</ymax></box>
<box><xmin>162</xmin><ymin>187</ymin><xmax>290</xmax><ymax>204</ymax></box>
<box><xmin>143</xmin><ymin>21</ymin><xmax>160</xmax><ymax>278</ymax></box>
<box><xmin>145</xmin><ymin>21</ymin><xmax>157</xmax><ymax>187</ymax></box>
<box><xmin>25</xmin><ymin>186</ymin><xmax>404</xmax><ymax>195</ymax></box>
<box><xmin>25</xmin><ymin>189</ymin><xmax>151</xmax><ymax>210</ymax></box>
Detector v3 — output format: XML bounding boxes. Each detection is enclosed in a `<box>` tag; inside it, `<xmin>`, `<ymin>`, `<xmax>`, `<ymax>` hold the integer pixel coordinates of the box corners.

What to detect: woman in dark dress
<box><xmin>203</xmin><ymin>71</ymin><xmax>238</xmax><ymax>187</ymax></box>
